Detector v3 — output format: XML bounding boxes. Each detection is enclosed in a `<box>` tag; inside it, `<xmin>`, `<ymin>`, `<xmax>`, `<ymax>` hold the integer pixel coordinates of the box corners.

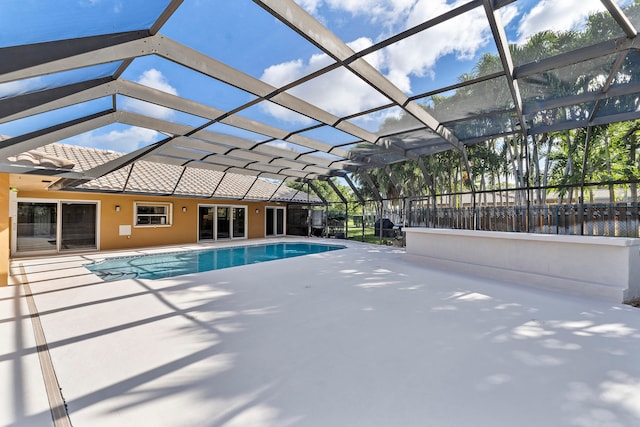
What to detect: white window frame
<box><xmin>197</xmin><ymin>203</ymin><xmax>248</xmax><ymax>241</ymax></box>
<box><xmin>265</xmin><ymin>206</ymin><xmax>286</xmax><ymax>237</ymax></box>
<box><xmin>134</xmin><ymin>201</ymin><xmax>173</xmax><ymax>227</ymax></box>
<box><xmin>230</xmin><ymin>205</ymin><xmax>248</xmax><ymax>239</ymax></box>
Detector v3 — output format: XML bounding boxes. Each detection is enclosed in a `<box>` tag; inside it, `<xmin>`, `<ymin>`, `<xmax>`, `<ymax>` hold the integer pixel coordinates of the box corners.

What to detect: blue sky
<box><xmin>0</xmin><ymin>0</ymin><xmax>633</xmax><ymax>154</ymax></box>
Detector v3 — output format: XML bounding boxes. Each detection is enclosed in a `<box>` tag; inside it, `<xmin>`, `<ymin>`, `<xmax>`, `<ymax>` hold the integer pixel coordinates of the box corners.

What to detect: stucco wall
<box><xmin>13</xmin><ymin>189</ymin><xmax>278</xmax><ymax>252</ymax></box>
<box><xmin>404</xmin><ymin>228</ymin><xmax>640</xmax><ymax>303</ymax></box>
<box><xmin>0</xmin><ymin>174</ymin><xmax>9</xmax><ymax>285</ymax></box>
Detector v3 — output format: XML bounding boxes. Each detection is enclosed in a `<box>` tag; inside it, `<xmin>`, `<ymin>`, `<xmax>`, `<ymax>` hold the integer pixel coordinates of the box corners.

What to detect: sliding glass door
<box><xmin>198</xmin><ymin>204</ymin><xmax>247</xmax><ymax>241</ymax></box>
<box><xmin>265</xmin><ymin>207</ymin><xmax>286</xmax><ymax>237</ymax></box>
<box><xmin>232</xmin><ymin>207</ymin><xmax>245</xmax><ymax>238</ymax></box>
<box><xmin>61</xmin><ymin>203</ymin><xmax>97</xmax><ymax>250</ymax></box>
<box><xmin>199</xmin><ymin>206</ymin><xmax>214</xmax><ymax>240</ymax></box>
<box><xmin>16</xmin><ymin>202</ymin><xmax>57</xmax><ymax>253</ymax></box>
<box><xmin>217</xmin><ymin>207</ymin><xmax>230</xmax><ymax>239</ymax></box>
<box><xmin>16</xmin><ymin>200</ymin><xmax>98</xmax><ymax>254</ymax></box>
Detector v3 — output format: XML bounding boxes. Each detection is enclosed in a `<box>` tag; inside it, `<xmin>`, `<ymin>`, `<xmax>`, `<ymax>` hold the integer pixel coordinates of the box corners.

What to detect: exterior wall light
<box><xmin>115</xmin><ymin>205</ymin><xmax>121</xmax><ymax>212</ymax></box>
<box><xmin>182</xmin><ymin>206</ymin><xmax>187</xmax><ymax>213</ymax></box>
<box><xmin>255</xmin><ymin>208</ymin><xmax>260</xmax><ymax>214</ymax></box>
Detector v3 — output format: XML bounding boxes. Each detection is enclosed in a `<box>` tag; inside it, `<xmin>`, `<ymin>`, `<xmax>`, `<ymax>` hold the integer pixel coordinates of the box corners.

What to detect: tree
<box><xmin>344</xmin><ymin>3</ymin><xmax>640</xmax><ymax>211</ymax></box>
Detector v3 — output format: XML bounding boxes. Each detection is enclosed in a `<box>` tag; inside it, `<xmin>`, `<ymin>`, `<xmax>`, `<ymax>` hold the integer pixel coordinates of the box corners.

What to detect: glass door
<box><xmin>217</xmin><ymin>207</ymin><xmax>230</xmax><ymax>239</ymax></box>
<box><xmin>232</xmin><ymin>207</ymin><xmax>246</xmax><ymax>238</ymax></box>
<box><xmin>16</xmin><ymin>200</ymin><xmax>98</xmax><ymax>254</ymax></box>
<box><xmin>199</xmin><ymin>205</ymin><xmax>246</xmax><ymax>241</ymax></box>
<box><xmin>266</xmin><ymin>207</ymin><xmax>286</xmax><ymax>237</ymax></box>
<box><xmin>266</xmin><ymin>208</ymin><xmax>274</xmax><ymax>236</ymax></box>
<box><xmin>16</xmin><ymin>202</ymin><xmax>57</xmax><ymax>253</ymax></box>
<box><xmin>276</xmin><ymin>208</ymin><xmax>284</xmax><ymax>235</ymax></box>
<box><xmin>61</xmin><ymin>203</ymin><xmax>97</xmax><ymax>250</ymax></box>
<box><xmin>199</xmin><ymin>206</ymin><xmax>214</xmax><ymax>240</ymax></box>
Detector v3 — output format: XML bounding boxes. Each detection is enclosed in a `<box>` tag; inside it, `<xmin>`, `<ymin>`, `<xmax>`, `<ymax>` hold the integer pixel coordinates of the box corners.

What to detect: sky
<box><xmin>0</xmin><ymin>0</ymin><xmax>634</xmax><ymax>155</ymax></box>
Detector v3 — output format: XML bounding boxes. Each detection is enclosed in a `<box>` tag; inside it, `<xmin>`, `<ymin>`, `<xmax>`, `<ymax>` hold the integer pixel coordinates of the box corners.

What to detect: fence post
<box><xmin>578</xmin><ymin>196</ymin><xmax>584</xmax><ymax>235</ymax></box>
<box><xmin>344</xmin><ymin>201</ymin><xmax>349</xmax><ymax>240</ymax></box>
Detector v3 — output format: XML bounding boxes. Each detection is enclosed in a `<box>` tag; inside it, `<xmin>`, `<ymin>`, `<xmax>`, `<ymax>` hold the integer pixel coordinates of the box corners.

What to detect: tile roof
<box><xmin>30</xmin><ymin>143</ymin><xmax>322</xmax><ymax>203</ymax></box>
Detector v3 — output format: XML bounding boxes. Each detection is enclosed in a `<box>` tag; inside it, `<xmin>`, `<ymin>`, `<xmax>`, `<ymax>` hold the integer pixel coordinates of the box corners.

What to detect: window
<box><xmin>135</xmin><ymin>202</ymin><xmax>172</xmax><ymax>226</ymax></box>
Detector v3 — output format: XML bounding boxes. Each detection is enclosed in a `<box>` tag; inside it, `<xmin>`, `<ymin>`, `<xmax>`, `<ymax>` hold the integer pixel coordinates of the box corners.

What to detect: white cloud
<box><xmin>267</xmin><ymin>140</ymin><xmax>301</xmax><ymax>152</ymax></box>
<box><xmin>326</xmin><ymin>0</ymin><xmax>414</xmax><ymax>27</ymax></box>
<box><xmin>385</xmin><ymin>0</ymin><xmax>492</xmax><ymax>93</ymax></box>
<box><xmin>0</xmin><ymin>77</ymin><xmax>42</xmax><ymax>99</ymax></box>
<box><xmin>260</xmin><ymin>37</ymin><xmax>388</xmax><ymax>123</ymax></box>
<box><xmin>297</xmin><ymin>0</ymin><xmax>414</xmax><ymax>29</ymax></box>
<box><xmin>0</xmin><ymin>81</ymin><xmax>28</xmax><ymax>99</ymax></box>
<box><xmin>296</xmin><ymin>0</ymin><xmax>322</xmax><ymax>15</ymax></box>
<box><xmin>68</xmin><ymin>126</ymin><xmax>159</xmax><ymax>153</ymax></box>
<box><xmin>516</xmin><ymin>0</ymin><xmax>606</xmax><ymax>44</ymax></box>
<box><xmin>262</xmin><ymin>59</ymin><xmax>306</xmax><ymax>87</ymax></box>
<box><xmin>290</xmin><ymin>0</ymin><xmax>520</xmax><ymax>96</ymax></box>
<box><xmin>123</xmin><ymin>69</ymin><xmax>178</xmax><ymax>121</ymax></box>
<box><xmin>137</xmin><ymin>68</ymin><xmax>178</xmax><ymax>95</ymax></box>
<box><xmin>499</xmin><ymin>4</ymin><xmax>519</xmax><ymax>30</ymax></box>
<box><xmin>266</xmin><ymin>0</ymin><xmax>515</xmax><ymax>127</ymax></box>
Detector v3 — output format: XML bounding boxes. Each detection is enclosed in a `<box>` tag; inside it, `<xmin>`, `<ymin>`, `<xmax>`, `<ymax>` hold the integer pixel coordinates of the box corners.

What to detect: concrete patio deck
<box><xmin>2</xmin><ymin>238</ymin><xmax>640</xmax><ymax>427</ymax></box>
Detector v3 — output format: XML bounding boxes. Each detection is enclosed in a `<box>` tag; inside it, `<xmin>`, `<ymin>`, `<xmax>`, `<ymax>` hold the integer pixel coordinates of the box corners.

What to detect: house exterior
<box><xmin>0</xmin><ymin>143</ymin><xmax>321</xmax><ymax>286</ymax></box>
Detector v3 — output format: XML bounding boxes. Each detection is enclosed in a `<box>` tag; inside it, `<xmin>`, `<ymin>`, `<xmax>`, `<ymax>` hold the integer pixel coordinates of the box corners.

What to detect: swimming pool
<box><xmin>85</xmin><ymin>242</ymin><xmax>345</xmax><ymax>281</ymax></box>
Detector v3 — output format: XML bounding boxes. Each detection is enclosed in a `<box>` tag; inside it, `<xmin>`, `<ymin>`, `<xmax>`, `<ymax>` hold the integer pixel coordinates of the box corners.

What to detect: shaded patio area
<box><xmin>2</xmin><ymin>239</ymin><xmax>640</xmax><ymax>427</ymax></box>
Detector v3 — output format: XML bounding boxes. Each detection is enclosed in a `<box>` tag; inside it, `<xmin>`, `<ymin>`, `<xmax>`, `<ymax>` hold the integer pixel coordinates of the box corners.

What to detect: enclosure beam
<box><xmin>306</xmin><ymin>180</ymin><xmax>328</xmax><ymax>205</ymax></box>
<box><xmin>266</xmin><ymin>179</ymin><xmax>289</xmax><ymax>202</ymax></box>
<box><xmin>600</xmin><ymin>0</ymin><xmax>638</xmax><ymax>38</ymax></box>
<box><xmin>579</xmin><ymin>126</ymin><xmax>594</xmax><ymax>235</ymax></box>
<box><xmin>384</xmin><ymin>165</ymin><xmax>402</xmax><ymax>198</ymax></box>
<box><xmin>482</xmin><ymin>0</ymin><xmax>526</xmax><ymax>135</ymax></box>
<box><xmin>524</xmin><ymin>81</ymin><xmax>640</xmax><ymax>116</ymax></box>
<box><xmin>68</xmin><ymin>111</ymin><xmax>334</xmax><ymax>183</ymax></box>
<box><xmin>1</xmin><ymin>30</ymin><xmax>383</xmax><ymax>174</ymax></box>
<box><xmin>155</xmin><ymin>36</ymin><xmax>380</xmax><ymax>146</ymax></box>
<box><xmin>0</xmin><ymin>31</ymin><xmax>150</xmax><ymax>79</ymax></box>
<box><xmin>325</xmin><ymin>178</ymin><xmax>349</xmax><ymax>205</ymax></box>
<box><xmin>253</xmin><ymin>0</ymin><xmax>468</xmax><ymax>158</ymax></box>
<box><xmin>326</xmin><ymin>178</ymin><xmax>350</xmax><ymax>239</ymax></box>
<box><xmin>342</xmin><ymin>174</ymin><xmax>365</xmax><ymax>204</ymax></box>
<box><xmin>588</xmin><ymin>51</ymin><xmax>628</xmax><ymax>122</ymax></box>
<box><xmin>0</xmin><ymin>110</ymin><xmax>115</xmax><ymax>159</ymax></box>
<box><xmin>0</xmin><ymin>74</ymin><xmax>354</xmax><ymax>168</ymax></box>
<box><xmin>240</xmin><ymin>176</ymin><xmax>261</xmax><ymax>199</ymax></box>
<box><xmin>0</xmin><ymin>78</ymin><xmax>113</xmax><ymax>124</ymax></box>
<box><xmin>515</xmin><ymin>36</ymin><xmax>640</xmax><ymax>79</ymax></box>
<box><xmin>531</xmin><ymin>110</ymin><xmax>640</xmax><ymax>135</ymax></box>
<box><xmin>362</xmin><ymin>172</ymin><xmax>383</xmax><ymax>202</ymax></box>
<box><xmin>417</xmin><ymin>157</ymin><xmax>437</xmax><ymax>198</ymax></box>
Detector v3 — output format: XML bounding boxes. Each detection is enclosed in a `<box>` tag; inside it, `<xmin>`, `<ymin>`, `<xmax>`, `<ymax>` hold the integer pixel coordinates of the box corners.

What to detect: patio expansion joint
<box><xmin>17</xmin><ymin>264</ymin><xmax>74</xmax><ymax>427</ymax></box>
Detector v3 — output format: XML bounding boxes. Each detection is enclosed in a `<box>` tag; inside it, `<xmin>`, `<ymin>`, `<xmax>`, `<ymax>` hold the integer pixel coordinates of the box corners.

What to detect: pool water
<box><xmin>85</xmin><ymin>242</ymin><xmax>345</xmax><ymax>281</ymax></box>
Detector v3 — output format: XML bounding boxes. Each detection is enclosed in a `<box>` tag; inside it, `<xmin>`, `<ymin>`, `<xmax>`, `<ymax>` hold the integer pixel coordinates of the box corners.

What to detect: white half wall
<box><xmin>404</xmin><ymin>228</ymin><xmax>640</xmax><ymax>303</ymax></box>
